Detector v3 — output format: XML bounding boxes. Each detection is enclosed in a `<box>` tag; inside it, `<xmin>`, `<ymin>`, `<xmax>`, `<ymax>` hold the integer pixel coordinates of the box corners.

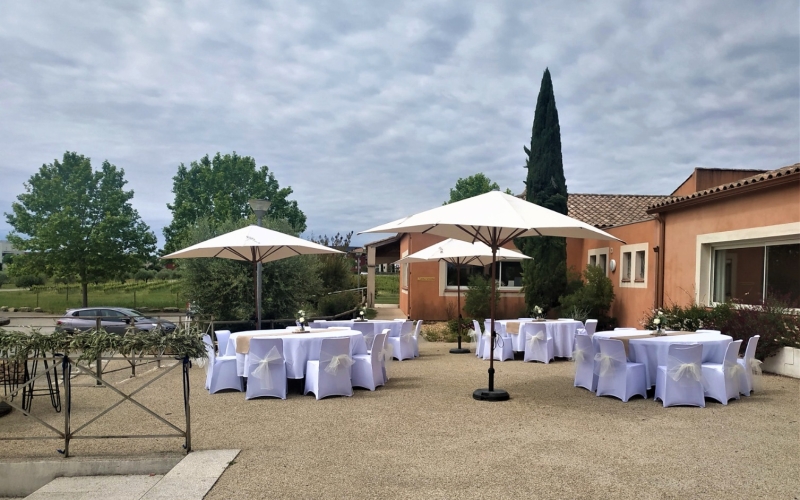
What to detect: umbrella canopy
<box><xmin>162</xmin><ymin>225</ymin><xmax>343</xmax><ymax>329</ymax></box>
<box><xmin>360</xmin><ymin>191</ymin><xmax>622</xmax><ymax>401</ymax></box>
<box><xmin>397</xmin><ymin>238</ymin><xmax>530</xmax><ymax>354</ymax></box>
<box><xmin>161</xmin><ymin>225</ymin><xmax>342</xmax><ymax>263</ymax></box>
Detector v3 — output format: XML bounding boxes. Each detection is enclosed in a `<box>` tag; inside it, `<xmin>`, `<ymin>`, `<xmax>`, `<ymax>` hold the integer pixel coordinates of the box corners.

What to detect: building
<box><xmin>365</xmin><ymin>163</ymin><xmax>800</xmax><ymax>325</ymax></box>
<box><xmin>0</xmin><ymin>240</ymin><xmax>23</xmax><ymax>272</ymax></box>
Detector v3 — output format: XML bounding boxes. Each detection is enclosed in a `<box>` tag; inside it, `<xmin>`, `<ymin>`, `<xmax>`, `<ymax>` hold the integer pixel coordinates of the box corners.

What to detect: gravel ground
<box><xmin>1</xmin><ymin>342</ymin><xmax>798</xmax><ymax>500</ymax></box>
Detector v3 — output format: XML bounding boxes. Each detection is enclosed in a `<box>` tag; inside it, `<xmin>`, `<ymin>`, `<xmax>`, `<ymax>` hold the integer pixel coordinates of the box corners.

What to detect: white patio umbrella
<box><xmin>361</xmin><ymin>190</ymin><xmax>622</xmax><ymax>401</ymax></box>
<box><xmin>162</xmin><ymin>224</ymin><xmax>343</xmax><ymax>329</ymax></box>
<box><xmin>396</xmin><ymin>238</ymin><xmax>530</xmax><ymax>354</ymax></box>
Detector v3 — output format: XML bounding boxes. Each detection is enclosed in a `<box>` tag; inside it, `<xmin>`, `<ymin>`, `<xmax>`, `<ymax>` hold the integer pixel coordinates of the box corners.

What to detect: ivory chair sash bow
<box><xmin>523</xmin><ymin>323</ymin><xmax>553</xmax><ymax>363</ymax></box>
<box><xmin>304</xmin><ymin>337</ymin><xmax>354</xmax><ymax>400</ymax></box>
<box><xmin>246</xmin><ymin>338</ymin><xmax>287</xmax><ymax>400</ymax></box>
<box><xmin>655</xmin><ymin>343</ymin><xmax>706</xmax><ymax>407</ymax></box>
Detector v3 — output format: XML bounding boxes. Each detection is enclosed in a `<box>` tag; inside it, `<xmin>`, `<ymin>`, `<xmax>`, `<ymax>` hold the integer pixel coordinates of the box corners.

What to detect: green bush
<box><xmin>317</xmin><ymin>291</ymin><xmax>360</xmax><ymax>317</ymax></box>
<box><xmin>558</xmin><ymin>265</ymin><xmax>615</xmax><ymax>328</ymax></box>
<box><xmin>0</xmin><ymin>273</ymin><xmax>8</xmax><ymax>287</ymax></box>
<box><xmin>463</xmin><ymin>274</ymin><xmax>498</xmax><ymax>322</ymax></box>
<box><xmin>14</xmin><ymin>275</ymin><xmax>45</xmax><ymax>289</ymax></box>
<box><xmin>156</xmin><ymin>269</ymin><xmax>173</xmax><ymax>281</ymax></box>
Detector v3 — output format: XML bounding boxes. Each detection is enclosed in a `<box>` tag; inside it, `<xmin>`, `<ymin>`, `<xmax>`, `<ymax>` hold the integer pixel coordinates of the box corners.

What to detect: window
<box><xmin>619</xmin><ymin>243</ymin><xmax>648</xmax><ymax>288</ymax></box>
<box><xmin>491</xmin><ymin>261</ymin><xmax>523</xmax><ymax>288</ymax></box>
<box><xmin>445</xmin><ymin>263</ymin><xmax>481</xmax><ymax>287</ymax></box>
<box><xmin>401</xmin><ymin>262</ymin><xmax>409</xmax><ymax>288</ymax></box>
<box><xmin>712</xmin><ymin>242</ymin><xmax>800</xmax><ymax>305</ymax></box>
<box><xmin>587</xmin><ymin>248</ymin><xmax>609</xmax><ymax>276</ymax></box>
<box><xmin>442</xmin><ymin>261</ymin><xmax>524</xmax><ymax>289</ymax></box>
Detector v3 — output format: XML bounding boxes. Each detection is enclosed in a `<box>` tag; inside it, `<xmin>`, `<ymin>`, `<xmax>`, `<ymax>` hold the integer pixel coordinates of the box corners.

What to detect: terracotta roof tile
<box><xmin>648</xmin><ymin>163</ymin><xmax>800</xmax><ymax>211</ymax></box>
<box><xmin>567</xmin><ymin>193</ymin><xmax>672</xmax><ymax>228</ymax></box>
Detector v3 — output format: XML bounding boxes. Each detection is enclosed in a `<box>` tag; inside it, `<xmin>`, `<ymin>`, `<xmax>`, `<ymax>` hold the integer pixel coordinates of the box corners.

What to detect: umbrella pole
<box><xmin>450</xmin><ymin>261</ymin><xmax>470</xmax><ymax>354</ymax></box>
<box><xmin>253</xmin><ymin>261</ymin><xmax>261</xmax><ymax>330</ymax></box>
<box><xmin>473</xmin><ymin>239</ymin><xmax>509</xmax><ymax>401</ymax></box>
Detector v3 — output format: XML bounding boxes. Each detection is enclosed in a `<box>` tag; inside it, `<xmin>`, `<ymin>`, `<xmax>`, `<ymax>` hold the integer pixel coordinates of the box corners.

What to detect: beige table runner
<box><xmin>235</xmin><ymin>327</ymin><xmax>350</xmax><ymax>354</ymax></box>
<box><xmin>506</xmin><ymin>322</ymin><xmax>520</xmax><ymax>334</ymax></box>
<box><xmin>609</xmin><ymin>330</ymin><xmax>696</xmax><ymax>358</ymax></box>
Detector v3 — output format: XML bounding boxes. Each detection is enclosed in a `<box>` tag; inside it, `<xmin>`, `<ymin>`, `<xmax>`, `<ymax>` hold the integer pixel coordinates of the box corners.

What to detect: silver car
<box><xmin>55</xmin><ymin>307</ymin><xmax>176</xmax><ymax>335</ymax></box>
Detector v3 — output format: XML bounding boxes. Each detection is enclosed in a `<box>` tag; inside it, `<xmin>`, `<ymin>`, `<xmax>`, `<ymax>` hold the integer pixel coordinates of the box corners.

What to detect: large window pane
<box><xmin>713</xmin><ymin>246</ymin><xmax>764</xmax><ymax>304</ymax></box>
<box><xmin>490</xmin><ymin>261</ymin><xmax>523</xmax><ymax>287</ymax></box>
<box><xmin>446</xmin><ymin>263</ymin><xmax>481</xmax><ymax>287</ymax></box>
<box><xmin>766</xmin><ymin>243</ymin><xmax>800</xmax><ymax>305</ymax></box>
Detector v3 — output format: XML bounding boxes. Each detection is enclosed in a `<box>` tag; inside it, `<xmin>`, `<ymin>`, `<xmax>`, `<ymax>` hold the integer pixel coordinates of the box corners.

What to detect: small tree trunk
<box><xmin>81</xmin><ymin>282</ymin><xmax>88</xmax><ymax>307</ymax></box>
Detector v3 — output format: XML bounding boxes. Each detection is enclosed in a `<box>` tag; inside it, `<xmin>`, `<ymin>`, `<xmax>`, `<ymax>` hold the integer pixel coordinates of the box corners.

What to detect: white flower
<box><xmin>298</xmin><ymin>317</ymin><xmax>305</xmax><ymax>324</ymax></box>
<box><xmin>653</xmin><ymin>318</ymin><xmax>661</xmax><ymax>325</ymax></box>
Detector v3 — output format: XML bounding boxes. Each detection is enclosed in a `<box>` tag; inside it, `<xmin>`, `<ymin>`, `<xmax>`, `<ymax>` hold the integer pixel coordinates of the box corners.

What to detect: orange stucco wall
<box><xmin>660</xmin><ymin>180</ymin><xmax>800</xmax><ymax>308</ymax></box>
<box><xmin>566</xmin><ymin>220</ymin><xmax>659</xmax><ymax>328</ymax></box>
<box><xmin>399</xmin><ymin>233</ymin><xmax>526</xmax><ymax>321</ymax></box>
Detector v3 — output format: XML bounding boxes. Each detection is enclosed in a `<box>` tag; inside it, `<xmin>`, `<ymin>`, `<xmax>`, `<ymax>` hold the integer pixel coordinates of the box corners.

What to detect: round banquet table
<box><xmin>593</xmin><ymin>330</ymin><xmax>732</xmax><ymax>388</ymax></box>
<box><xmin>310</xmin><ymin>319</ymin><xmax>409</xmax><ymax>337</ymax></box>
<box><xmin>228</xmin><ymin>329</ymin><xmax>367</xmax><ymax>379</ymax></box>
<box><xmin>494</xmin><ymin>319</ymin><xmax>583</xmax><ymax>356</ymax></box>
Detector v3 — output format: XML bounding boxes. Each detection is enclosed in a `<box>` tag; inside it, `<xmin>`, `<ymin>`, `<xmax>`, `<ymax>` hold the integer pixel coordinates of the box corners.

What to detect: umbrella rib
<box><xmin>221</xmin><ymin>247</ymin><xmax>250</xmax><ymax>261</ymax></box>
<box><xmin>497</xmin><ymin>228</ymin><xmax>529</xmax><ymax>248</ymax></box>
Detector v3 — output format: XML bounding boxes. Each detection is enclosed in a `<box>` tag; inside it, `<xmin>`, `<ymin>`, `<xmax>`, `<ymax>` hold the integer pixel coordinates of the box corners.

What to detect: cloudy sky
<box><xmin>1</xmin><ymin>1</ymin><xmax>798</xmax><ymax>247</ymax></box>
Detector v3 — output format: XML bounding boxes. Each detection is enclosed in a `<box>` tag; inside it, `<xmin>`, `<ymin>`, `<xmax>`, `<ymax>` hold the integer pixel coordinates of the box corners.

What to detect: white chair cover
<box><xmin>583</xmin><ymin>319</ymin><xmax>598</xmax><ymax>336</ymax></box>
<box><xmin>594</xmin><ymin>339</ymin><xmax>647</xmax><ymax>402</ymax></box>
<box><xmin>482</xmin><ymin>332</ymin><xmax>514</xmax><ymax>361</ymax></box>
<box><xmin>352</xmin><ymin>332</ymin><xmax>387</xmax><ymax>391</ymax></box>
<box><xmin>202</xmin><ymin>335</ymin><xmax>213</xmax><ymax>390</ymax></box>
<box><xmin>386</xmin><ymin>325</ymin><xmax>415</xmax><ymax>361</ymax></box>
<box><xmin>214</xmin><ymin>330</ymin><xmax>232</xmax><ymax>356</ymax></box>
<box><xmin>381</xmin><ymin>330</ymin><xmax>393</xmax><ymax>383</ymax></box>
<box><xmin>350</xmin><ymin>322</ymin><xmax>376</xmax><ymax>351</ymax></box>
<box><xmin>472</xmin><ymin>320</ymin><xmax>483</xmax><ymax>357</ymax></box>
<box><xmin>204</xmin><ymin>335</ymin><xmax>242</xmax><ymax>394</ymax></box>
<box><xmin>522</xmin><ymin>323</ymin><xmax>553</xmax><ymax>363</ymax></box>
<box><xmin>246</xmin><ymin>338</ymin><xmax>287</xmax><ymax>400</ymax></box>
<box><xmin>702</xmin><ymin>340</ymin><xmax>743</xmax><ymax>405</ymax></box>
<box><xmin>654</xmin><ymin>343</ymin><xmax>705</xmax><ymax>408</ymax></box>
<box><xmin>737</xmin><ymin>335</ymin><xmax>761</xmax><ymax>395</ymax></box>
<box><xmin>304</xmin><ymin>337</ymin><xmax>354</xmax><ymax>400</ymax></box>
<box><xmin>412</xmin><ymin>320</ymin><xmax>422</xmax><ymax>357</ymax></box>
<box><xmin>573</xmin><ymin>334</ymin><xmax>597</xmax><ymax>392</ymax></box>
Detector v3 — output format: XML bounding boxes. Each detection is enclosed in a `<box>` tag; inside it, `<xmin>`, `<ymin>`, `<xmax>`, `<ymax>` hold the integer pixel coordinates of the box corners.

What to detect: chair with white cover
<box><xmin>202</xmin><ymin>335</ymin><xmax>213</xmax><ymax>390</ymax></box>
<box><xmin>245</xmin><ymin>338</ymin><xmax>287</xmax><ymax>400</ymax></box>
<box><xmin>352</xmin><ymin>332</ymin><xmax>386</xmax><ymax>391</ymax></box>
<box><xmin>573</xmin><ymin>334</ymin><xmax>597</xmax><ymax>392</ymax></box>
<box><xmin>482</xmin><ymin>327</ymin><xmax>514</xmax><ymax>361</ymax></box>
<box><xmin>203</xmin><ymin>335</ymin><xmax>243</xmax><ymax>394</ymax></box>
<box><xmin>737</xmin><ymin>335</ymin><xmax>761</xmax><ymax>396</ymax></box>
<box><xmin>386</xmin><ymin>324</ymin><xmax>415</xmax><ymax>361</ymax></box>
<box><xmin>304</xmin><ymin>337</ymin><xmax>354</xmax><ymax>400</ymax></box>
<box><xmin>594</xmin><ymin>339</ymin><xmax>647</xmax><ymax>402</ymax></box>
<box><xmin>471</xmin><ymin>320</ymin><xmax>484</xmax><ymax>357</ymax></box>
<box><xmin>412</xmin><ymin>320</ymin><xmax>422</xmax><ymax>357</ymax></box>
<box><xmin>702</xmin><ymin>340</ymin><xmax>743</xmax><ymax>405</ymax></box>
<box><xmin>654</xmin><ymin>343</ymin><xmax>705</xmax><ymax>408</ymax></box>
<box><xmin>523</xmin><ymin>323</ymin><xmax>553</xmax><ymax>363</ymax></box>
<box><xmin>350</xmin><ymin>322</ymin><xmax>376</xmax><ymax>351</ymax></box>
<box><xmin>583</xmin><ymin>319</ymin><xmax>598</xmax><ymax>336</ymax></box>
<box><xmin>214</xmin><ymin>330</ymin><xmax>232</xmax><ymax>356</ymax></box>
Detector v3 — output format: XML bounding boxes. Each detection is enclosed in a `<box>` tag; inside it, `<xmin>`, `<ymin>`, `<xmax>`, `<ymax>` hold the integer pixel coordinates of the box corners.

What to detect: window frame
<box><xmin>587</xmin><ymin>247</ymin><xmax>610</xmax><ymax>276</ymax></box>
<box><xmin>618</xmin><ymin>243</ymin><xmax>648</xmax><ymax>289</ymax></box>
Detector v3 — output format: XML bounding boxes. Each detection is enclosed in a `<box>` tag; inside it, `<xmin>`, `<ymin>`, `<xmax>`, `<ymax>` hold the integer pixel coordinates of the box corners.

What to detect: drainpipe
<box><xmin>654</xmin><ymin>213</ymin><xmax>666</xmax><ymax>309</ymax></box>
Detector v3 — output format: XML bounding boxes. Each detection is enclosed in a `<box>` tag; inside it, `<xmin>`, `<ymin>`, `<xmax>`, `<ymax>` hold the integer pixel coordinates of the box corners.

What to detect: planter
<box><xmin>762</xmin><ymin>346</ymin><xmax>800</xmax><ymax>379</ymax></box>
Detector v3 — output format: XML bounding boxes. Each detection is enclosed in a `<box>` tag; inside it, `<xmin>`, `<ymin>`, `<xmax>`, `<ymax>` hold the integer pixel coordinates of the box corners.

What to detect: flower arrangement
<box><xmin>357</xmin><ymin>307</ymin><xmax>367</xmax><ymax>321</ymax></box>
<box><xmin>295</xmin><ymin>309</ymin><xmax>307</xmax><ymax>331</ymax></box>
<box><xmin>532</xmin><ymin>305</ymin><xmax>543</xmax><ymax>319</ymax></box>
<box><xmin>652</xmin><ymin>311</ymin><xmax>666</xmax><ymax>335</ymax></box>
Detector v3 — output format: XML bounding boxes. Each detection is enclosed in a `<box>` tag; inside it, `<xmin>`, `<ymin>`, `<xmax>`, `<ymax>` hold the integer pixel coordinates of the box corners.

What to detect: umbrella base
<box><xmin>0</xmin><ymin>402</ymin><xmax>11</xmax><ymax>418</ymax></box>
<box><xmin>472</xmin><ymin>388</ymin><xmax>510</xmax><ymax>401</ymax></box>
<box><xmin>449</xmin><ymin>348</ymin><xmax>471</xmax><ymax>354</ymax></box>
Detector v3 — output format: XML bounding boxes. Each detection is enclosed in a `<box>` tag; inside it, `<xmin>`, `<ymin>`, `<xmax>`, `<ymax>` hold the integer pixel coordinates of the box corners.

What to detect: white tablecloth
<box><xmin>593</xmin><ymin>330</ymin><xmax>732</xmax><ymax>387</ymax></box>
<box><xmin>495</xmin><ymin>319</ymin><xmax>582</xmax><ymax>356</ymax></box>
<box><xmin>228</xmin><ymin>329</ymin><xmax>367</xmax><ymax>379</ymax></box>
<box><xmin>310</xmin><ymin>319</ymin><xmax>407</xmax><ymax>337</ymax></box>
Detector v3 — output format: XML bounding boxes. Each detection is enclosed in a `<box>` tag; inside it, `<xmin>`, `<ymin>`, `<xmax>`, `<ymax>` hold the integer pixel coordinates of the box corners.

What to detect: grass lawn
<box><xmin>0</xmin><ymin>283</ymin><xmax>184</xmax><ymax>313</ymax></box>
<box><xmin>374</xmin><ymin>274</ymin><xmax>399</xmax><ymax>304</ymax></box>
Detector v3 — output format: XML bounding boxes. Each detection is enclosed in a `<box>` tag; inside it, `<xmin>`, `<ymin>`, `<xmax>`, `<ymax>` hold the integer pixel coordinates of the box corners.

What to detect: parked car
<box><xmin>55</xmin><ymin>307</ymin><xmax>176</xmax><ymax>335</ymax></box>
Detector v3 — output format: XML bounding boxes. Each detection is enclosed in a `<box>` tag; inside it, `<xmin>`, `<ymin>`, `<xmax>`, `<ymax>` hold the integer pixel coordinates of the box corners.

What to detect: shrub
<box><xmin>464</xmin><ymin>274</ymin><xmax>498</xmax><ymax>322</ymax></box>
<box><xmin>156</xmin><ymin>269</ymin><xmax>173</xmax><ymax>281</ymax></box>
<box><xmin>14</xmin><ymin>275</ymin><xmax>45</xmax><ymax>289</ymax></box>
<box><xmin>0</xmin><ymin>273</ymin><xmax>8</xmax><ymax>287</ymax></box>
<box><xmin>558</xmin><ymin>265</ymin><xmax>615</xmax><ymax>328</ymax></box>
<box><xmin>317</xmin><ymin>291</ymin><xmax>360</xmax><ymax>317</ymax></box>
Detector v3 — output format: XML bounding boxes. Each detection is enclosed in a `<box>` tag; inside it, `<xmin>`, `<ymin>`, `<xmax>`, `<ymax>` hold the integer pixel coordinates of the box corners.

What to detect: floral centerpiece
<box><xmin>652</xmin><ymin>311</ymin><xmax>666</xmax><ymax>336</ymax></box>
<box><xmin>295</xmin><ymin>309</ymin><xmax>307</xmax><ymax>332</ymax></box>
<box><xmin>532</xmin><ymin>305</ymin><xmax>543</xmax><ymax>320</ymax></box>
<box><xmin>356</xmin><ymin>307</ymin><xmax>367</xmax><ymax>321</ymax></box>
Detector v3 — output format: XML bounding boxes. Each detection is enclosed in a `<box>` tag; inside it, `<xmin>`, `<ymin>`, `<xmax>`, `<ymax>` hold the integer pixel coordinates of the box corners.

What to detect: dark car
<box><xmin>55</xmin><ymin>307</ymin><xmax>176</xmax><ymax>335</ymax></box>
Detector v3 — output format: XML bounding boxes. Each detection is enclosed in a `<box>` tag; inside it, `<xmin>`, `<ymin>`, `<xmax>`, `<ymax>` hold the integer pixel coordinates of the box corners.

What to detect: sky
<box><xmin>1</xmin><ymin>1</ymin><xmax>798</xmax><ymax>248</ymax></box>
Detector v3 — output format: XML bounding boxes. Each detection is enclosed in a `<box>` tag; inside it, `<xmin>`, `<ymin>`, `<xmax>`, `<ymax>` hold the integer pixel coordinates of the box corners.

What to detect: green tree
<box><xmin>179</xmin><ymin>217</ymin><xmax>322</xmax><ymax>322</ymax></box>
<box><xmin>558</xmin><ymin>265</ymin><xmax>615</xmax><ymax>325</ymax></box>
<box><xmin>444</xmin><ymin>173</ymin><xmax>512</xmax><ymax>204</ymax></box>
<box><xmin>463</xmin><ymin>274</ymin><xmax>499</xmax><ymax>322</ymax></box>
<box><xmin>162</xmin><ymin>152</ymin><xmax>307</xmax><ymax>254</ymax></box>
<box><xmin>517</xmin><ymin>68</ymin><xmax>569</xmax><ymax>311</ymax></box>
<box><xmin>311</xmin><ymin>232</ymin><xmax>354</xmax><ymax>293</ymax></box>
<box><xmin>5</xmin><ymin>152</ymin><xmax>156</xmax><ymax>306</ymax></box>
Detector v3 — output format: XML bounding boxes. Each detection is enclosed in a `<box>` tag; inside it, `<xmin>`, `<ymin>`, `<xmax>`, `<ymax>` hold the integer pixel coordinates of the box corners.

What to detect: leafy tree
<box><xmin>311</xmin><ymin>232</ymin><xmax>354</xmax><ymax>293</ymax></box>
<box><xmin>558</xmin><ymin>265</ymin><xmax>615</xmax><ymax>326</ymax></box>
<box><xmin>179</xmin><ymin>217</ymin><xmax>322</xmax><ymax>322</ymax></box>
<box><xmin>517</xmin><ymin>68</ymin><xmax>569</xmax><ymax>311</ymax></box>
<box><xmin>463</xmin><ymin>274</ymin><xmax>499</xmax><ymax>322</ymax></box>
<box><xmin>163</xmin><ymin>152</ymin><xmax>306</xmax><ymax>254</ymax></box>
<box><xmin>0</xmin><ymin>273</ymin><xmax>9</xmax><ymax>287</ymax></box>
<box><xmin>444</xmin><ymin>173</ymin><xmax>513</xmax><ymax>205</ymax></box>
<box><xmin>5</xmin><ymin>152</ymin><xmax>157</xmax><ymax>306</ymax></box>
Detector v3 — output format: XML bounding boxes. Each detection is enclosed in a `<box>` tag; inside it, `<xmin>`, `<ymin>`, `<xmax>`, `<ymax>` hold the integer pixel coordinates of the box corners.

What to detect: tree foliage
<box><xmin>162</xmin><ymin>152</ymin><xmax>307</xmax><ymax>254</ymax></box>
<box><xmin>517</xmin><ymin>68</ymin><xmax>569</xmax><ymax>311</ymax></box>
<box><xmin>310</xmin><ymin>232</ymin><xmax>354</xmax><ymax>293</ymax></box>
<box><xmin>444</xmin><ymin>173</ymin><xmax>511</xmax><ymax>205</ymax></box>
<box><xmin>463</xmin><ymin>274</ymin><xmax>499</xmax><ymax>323</ymax></box>
<box><xmin>558</xmin><ymin>265</ymin><xmax>615</xmax><ymax>326</ymax></box>
<box><xmin>5</xmin><ymin>152</ymin><xmax>156</xmax><ymax>306</ymax></box>
<box><xmin>178</xmin><ymin>218</ymin><xmax>322</xmax><ymax>322</ymax></box>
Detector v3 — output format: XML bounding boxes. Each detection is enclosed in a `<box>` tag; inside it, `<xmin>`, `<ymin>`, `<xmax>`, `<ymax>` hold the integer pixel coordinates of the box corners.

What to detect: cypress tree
<box><xmin>518</xmin><ymin>68</ymin><xmax>569</xmax><ymax>312</ymax></box>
